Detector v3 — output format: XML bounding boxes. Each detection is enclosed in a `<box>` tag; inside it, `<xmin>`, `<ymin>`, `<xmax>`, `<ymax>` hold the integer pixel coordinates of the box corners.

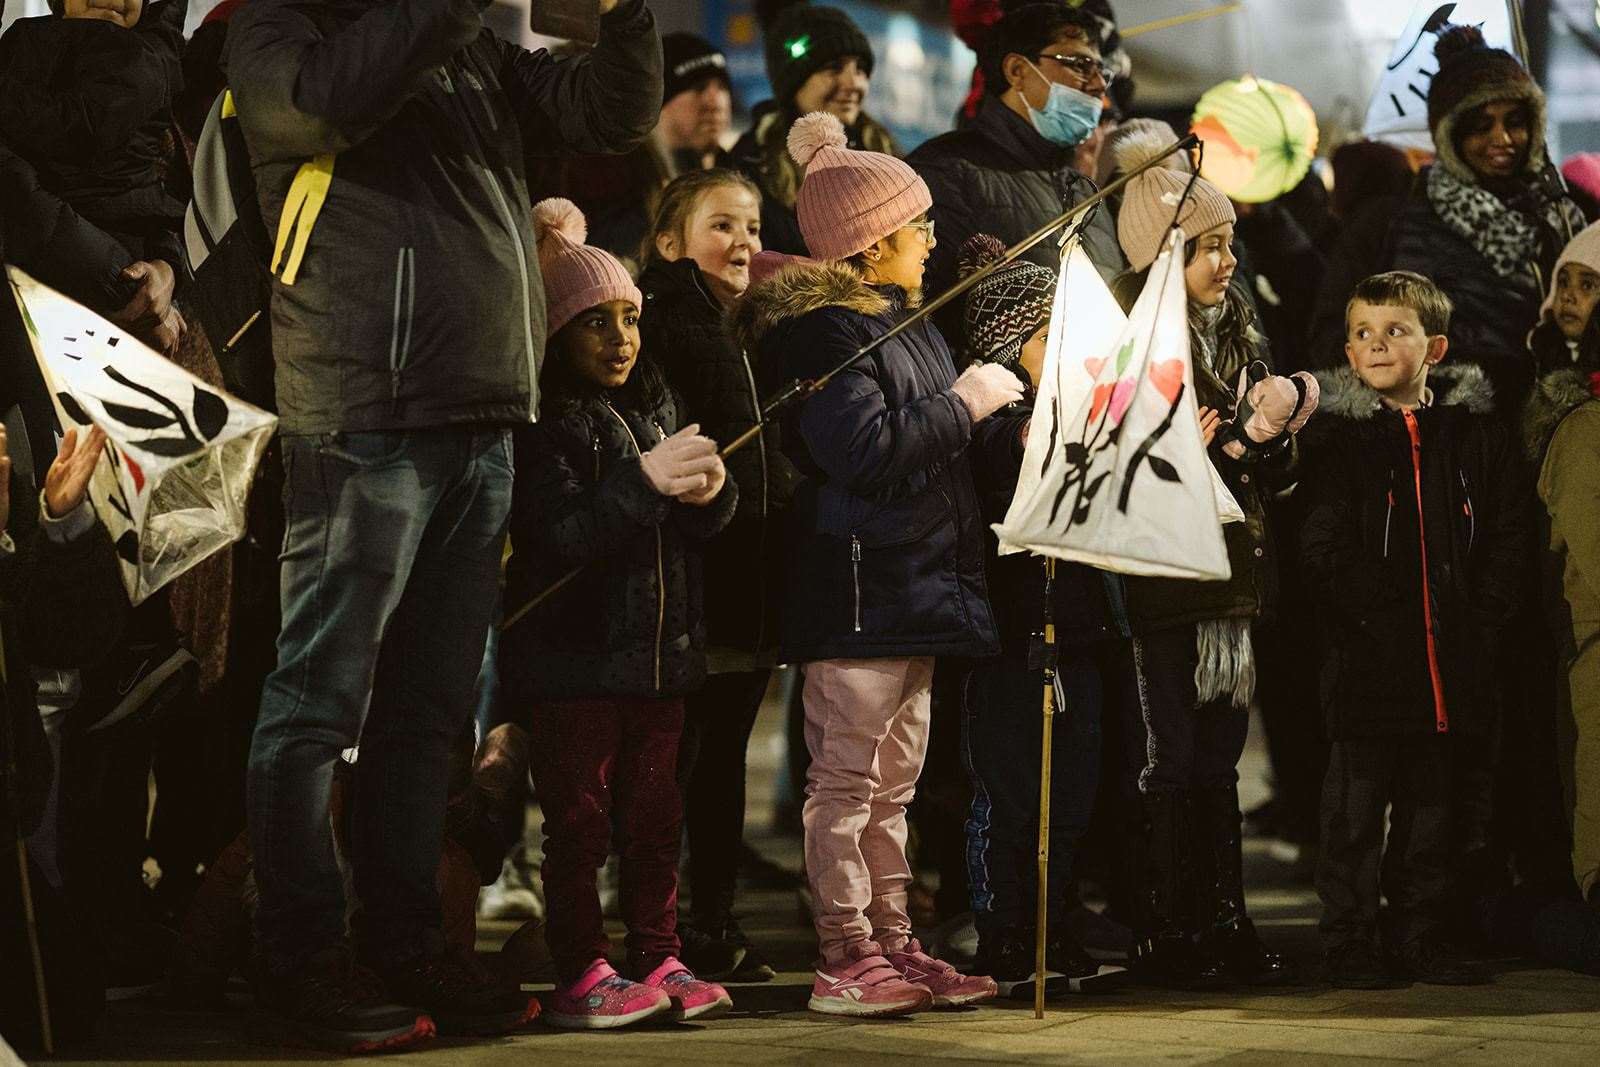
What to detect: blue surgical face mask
<box><xmin>1021</xmin><ymin>60</ymin><xmax>1103</xmax><ymax>147</ymax></box>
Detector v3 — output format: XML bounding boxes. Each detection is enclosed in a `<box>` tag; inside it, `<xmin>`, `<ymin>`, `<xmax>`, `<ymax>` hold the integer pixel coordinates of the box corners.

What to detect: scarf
<box><xmin>1427</xmin><ymin>164</ymin><xmax>1585</xmax><ymax>290</ymax></box>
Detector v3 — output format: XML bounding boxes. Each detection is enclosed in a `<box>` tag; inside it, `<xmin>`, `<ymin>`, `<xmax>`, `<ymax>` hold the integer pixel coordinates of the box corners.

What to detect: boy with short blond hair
<box><xmin>1300</xmin><ymin>271</ymin><xmax>1531</xmax><ymax>988</ymax></box>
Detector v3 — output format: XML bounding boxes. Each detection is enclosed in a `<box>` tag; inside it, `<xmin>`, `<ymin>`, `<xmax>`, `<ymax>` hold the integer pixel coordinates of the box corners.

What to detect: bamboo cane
<box><xmin>499</xmin><ymin>136</ymin><xmax>1200</xmax><ymax>634</ymax></box>
<box><xmin>0</xmin><ymin>630</ymin><xmax>53</xmax><ymax>1054</ymax></box>
<box><xmin>1033</xmin><ymin>558</ymin><xmax>1058</xmax><ymax>1019</ymax></box>
<box><xmin>1119</xmin><ymin>3</ymin><xmax>1243</xmax><ymax>40</ymax></box>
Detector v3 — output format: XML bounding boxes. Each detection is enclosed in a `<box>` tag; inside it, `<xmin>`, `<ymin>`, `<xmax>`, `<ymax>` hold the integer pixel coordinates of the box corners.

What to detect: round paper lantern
<box><xmin>1191</xmin><ymin>76</ymin><xmax>1320</xmax><ymax>204</ymax></box>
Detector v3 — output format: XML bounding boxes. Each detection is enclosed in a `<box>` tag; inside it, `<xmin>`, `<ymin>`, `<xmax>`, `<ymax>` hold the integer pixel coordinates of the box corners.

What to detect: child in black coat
<box><xmin>1302</xmin><ymin>271</ymin><xmax>1530</xmax><ymax>988</ymax></box>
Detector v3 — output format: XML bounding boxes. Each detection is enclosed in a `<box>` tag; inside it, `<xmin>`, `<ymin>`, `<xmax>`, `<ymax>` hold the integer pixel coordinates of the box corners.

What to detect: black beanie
<box><xmin>1426</xmin><ymin>23</ymin><xmax>1547</xmax><ymax>182</ymax></box>
<box><xmin>662</xmin><ymin>32</ymin><xmax>731</xmax><ymax>107</ymax></box>
<box><xmin>764</xmin><ymin>4</ymin><xmax>874</xmax><ymax>109</ymax></box>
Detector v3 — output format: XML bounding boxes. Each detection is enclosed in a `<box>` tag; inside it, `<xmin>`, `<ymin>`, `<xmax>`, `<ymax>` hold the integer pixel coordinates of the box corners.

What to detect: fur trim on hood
<box><xmin>1523</xmin><ymin>366</ymin><xmax>1598</xmax><ymax>460</ymax></box>
<box><xmin>729</xmin><ymin>261</ymin><xmax>891</xmax><ymax>353</ymax></box>
<box><xmin>1313</xmin><ymin>362</ymin><xmax>1495</xmax><ymax>422</ymax></box>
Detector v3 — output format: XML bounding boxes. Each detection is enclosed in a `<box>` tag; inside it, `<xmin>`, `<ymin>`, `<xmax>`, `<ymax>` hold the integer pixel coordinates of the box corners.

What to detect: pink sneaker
<box><xmin>808</xmin><ymin>955</ymin><xmax>934</xmax><ymax>1017</ymax></box>
<box><xmin>640</xmin><ymin>958</ymin><xmax>733</xmax><ymax>1022</ymax></box>
<box><xmin>542</xmin><ymin>960</ymin><xmax>670</xmax><ymax>1030</ymax></box>
<box><xmin>887</xmin><ymin>940</ymin><xmax>999</xmax><ymax>1007</ymax></box>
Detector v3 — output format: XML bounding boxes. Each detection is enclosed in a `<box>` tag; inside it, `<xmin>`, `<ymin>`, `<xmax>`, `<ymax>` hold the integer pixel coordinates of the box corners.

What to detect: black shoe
<box><xmin>1326</xmin><ymin>942</ymin><xmax>1406</xmax><ymax>990</ymax></box>
<box><xmin>373</xmin><ymin>952</ymin><xmax>538</xmax><ymax>1035</ymax></box>
<box><xmin>721</xmin><ymin>919</ymin><xmax>776</xmax><ymax>982</ymax></box>
<box><xmin>1046</xmin><ymin>929</ymin><xmax>1130</xmax><ymax>994</ymax></box>
<box><xmin>678</xmin><ymin>923</ymin><xmax>747</xmax><ymax>982</ymax></box>
<box><xmin>1389</xmin><ymin>939</ymin><xmax>1491</xmax><ymax>986</ymax></box>
<box><xmin>1131</xmin><ymin>932</ymin><xmax>1226</xmax><ymax>989</ymax></box>
<box><xmin>1206</xmin><ymin>917</ymin><xmax>1293</xmax><ymax>986</ymax></box>
<box><xmin>975</xmin><ymin>929</ymin><xmax>1065</xmax><ymax>1001</ymax></box>
<box><xmin>255</xmin><ymin>947</ymin><xmax>436</xmax><ymax>1052</ymax></box>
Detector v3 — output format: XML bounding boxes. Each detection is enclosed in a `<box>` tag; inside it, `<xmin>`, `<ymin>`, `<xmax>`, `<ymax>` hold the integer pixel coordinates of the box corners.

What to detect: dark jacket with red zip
<box><xmin>1298</xmin><ymin>363</ymin><xmax>1531</xmax><ymax>739</ymax></box>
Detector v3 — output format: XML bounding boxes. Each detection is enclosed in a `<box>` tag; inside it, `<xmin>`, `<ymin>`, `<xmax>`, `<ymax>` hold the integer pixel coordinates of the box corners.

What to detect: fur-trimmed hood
<box><xmin>728</xmin><ymin>261</ymin><xmax>893</xmax><ymax>354</ymax></box>
<box><xmin>1523</xmin><ymin>365</ymin><xmax>1599</xmax><ymax>460</ymax></box>
<box><xmin>1313</xmin><ymin>362</ymin><xmax>1495</xmax><ymax>422</ymax></box>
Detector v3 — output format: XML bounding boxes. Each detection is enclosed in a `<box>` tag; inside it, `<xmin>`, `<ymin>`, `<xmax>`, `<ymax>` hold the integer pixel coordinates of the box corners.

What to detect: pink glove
<box><xmin>1222</xmin><ymin>368</ymin><xmax>1319</xmax><ymax>459</ymax></box>
<box><xmin>951</xmin><ymin>362</ymin><xmax>1025</xmax><ymax>423</ymax></box>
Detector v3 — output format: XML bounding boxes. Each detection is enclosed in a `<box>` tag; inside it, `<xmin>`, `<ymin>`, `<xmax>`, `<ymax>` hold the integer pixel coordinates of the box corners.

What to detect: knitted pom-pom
<box><xmin>533</xmin><ymin>197</ymin><xmax>586</xmax><ymax>246</ymax></box>
<box><xmin>1112</xmin><ymin>120</ymin><xmax>1184</xmax><ymax>177</ymax></box>
<box><xmin>958</xmin><ymin>233</ymin><xmax>1008</xmax><ymax>281</ymax></box>
<box><xmin>787</xmin><ymin>111</ymin><xmax>848</xmax><ymax>170</ymax></box>
<box><xmin>1432</xmin><ymin>23</ymin><xmax>1488</xmax><ymax>65</ymax></box>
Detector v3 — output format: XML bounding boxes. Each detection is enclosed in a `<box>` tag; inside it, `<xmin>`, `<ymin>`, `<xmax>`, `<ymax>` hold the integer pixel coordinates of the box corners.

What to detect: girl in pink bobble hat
<box><xmin>727</xmin><ymin>111</ymin><xmax>1027</xmax><ymax>1016</ymax></box>
<box><xmin>503</xmin><ymin>199</ymin><xmax>739</xmax><ymax>1030</ymax></box>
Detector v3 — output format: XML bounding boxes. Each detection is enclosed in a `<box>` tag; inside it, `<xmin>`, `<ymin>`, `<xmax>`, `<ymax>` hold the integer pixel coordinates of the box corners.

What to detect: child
<box><xmin>1303</xmin><ymin>270</ymin><xmax>1528</xmax><ymax>987</ymax></box>
<box><xmin>637</xmin><ymin>168</ymin><xmax>797</xmax><ymax>981</ymax></box>
<box><xmin>730</xmin><ymin>112</ymin><xmax>1021</xmax><ymax>1016</ymax></box>
<box><xmin>1109</xmin><ymin>130</ymin><xmax>1309</xmax><ymax>988</ymax></box>
<box><xmin>500</xmin><ymin>199</ymin><xmax>737</xmax><ymax>1029</ymax></box>
<box><xmin>954</xmin><ymin>233</ymin><xmax>1132</xmax><ymax>998</ymax></box>
<box><xmin>0</xmin><ymin>1</ymin><xmax>188</xmax><ymax>310</ymax></box>
<box><xmin>1524</xmin><ymin>221</ymin><xmax>1600</xmax><ymax>908</ymax></box>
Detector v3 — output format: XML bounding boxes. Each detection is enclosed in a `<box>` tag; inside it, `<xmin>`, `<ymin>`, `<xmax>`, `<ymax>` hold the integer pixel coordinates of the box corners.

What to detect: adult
<box><xmin>1389</xmin><ymin>23</ymin><xmax>1587</xmax><ymax>421</ymax></box>
<box><xmin>909</xmin><ymin>1</ymin><xmax>1126</xmax><ymax>344</ymax></box>
<box><xmin>728</xmin><ymin>3</ymin><xmax>895</xmax><ymax>256</ymax></box>
<box><xmin>224</xmin><ymin>0</ymin><xmax>661</xmax><ymax>1049</ymax></box>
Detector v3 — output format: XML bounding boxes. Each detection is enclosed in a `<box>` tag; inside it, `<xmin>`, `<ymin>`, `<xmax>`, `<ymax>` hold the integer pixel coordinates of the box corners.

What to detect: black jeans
<box><xmin>676</xmin><ymin>669</ymin><xmax>770</xmax><ymax>925</ymax></box>
<box><xmin>1316</xmin><ymin>735</ymin><xmax>1453</xmax><ymax>951</ymax></box>
<box><xmin>1126</xmin><ymin>625</ymin><xmax>1249</xmax><ymax>794</ymax></box>
<box><xmin>961</xmin><ymin>643</ymin><xmax>1130</xmax><ymax>936</ymax></box>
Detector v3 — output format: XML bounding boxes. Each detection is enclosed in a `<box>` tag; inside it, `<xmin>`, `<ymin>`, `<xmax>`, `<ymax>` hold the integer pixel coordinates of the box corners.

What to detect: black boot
<box><xmin>1193</xmin><ymin>785</ymin><xmax>1292</xmax><ymax>986</ymax></box>
<box><xmin>1128</xmin><ymin>791</ymin><xmax>1224</xmax><ymax>989</ymax></box>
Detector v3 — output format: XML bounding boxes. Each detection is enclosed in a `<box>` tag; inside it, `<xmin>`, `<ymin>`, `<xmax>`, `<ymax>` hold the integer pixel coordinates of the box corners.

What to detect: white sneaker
<box><xmin>478</xmin><ymin>859</ymin><xmax>543</xmax><ymax>920</ymax></box>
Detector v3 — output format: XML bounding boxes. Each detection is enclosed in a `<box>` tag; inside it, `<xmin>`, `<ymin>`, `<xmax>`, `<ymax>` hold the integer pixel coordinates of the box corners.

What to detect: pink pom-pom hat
<box><xmin>786</xmin><ymin>111</ymin><xmax>933</xmax><ymax>262</ymax></box>
<box><xmin>533</xmin><ymin>197</ymin><xmax>642</xmax><ymax>338</ymax></box>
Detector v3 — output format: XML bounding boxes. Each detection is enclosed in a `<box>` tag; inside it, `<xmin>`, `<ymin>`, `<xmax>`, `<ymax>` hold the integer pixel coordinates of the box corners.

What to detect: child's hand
<box><xmin>639</xmin><ymin>424</ymin><xmax>720</xmax><ymax>497</ymax></box>
<box><xmin>45</xmin><ymin>425</ymin><xmax>108</xmax><ymax>520</ymax></box>
<box><xmin>678</xmin><ymin>453</ymin><xmax>726</xmax><ymax>507</ymax></box>
<box><xmin>1198</xmin><ymin>406</ymin><xmax>1222</xmax><ymax>447</ymax></box>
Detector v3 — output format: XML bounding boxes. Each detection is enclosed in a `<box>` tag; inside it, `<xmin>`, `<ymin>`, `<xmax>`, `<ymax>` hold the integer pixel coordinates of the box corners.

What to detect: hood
<box><xmin>1523</xmin><ymin>366</ymin><xmax>1599</xmax><ymax>460</ymax></box>
<box><xmin>729</xmin><ymin>261</ymin><xmax>890</xmax><ymax>354</ymax></box>
<box><xmin>1313</xmin><ymin>362</ymin><xmax>1495</xmax><ymax>422</ymax></box>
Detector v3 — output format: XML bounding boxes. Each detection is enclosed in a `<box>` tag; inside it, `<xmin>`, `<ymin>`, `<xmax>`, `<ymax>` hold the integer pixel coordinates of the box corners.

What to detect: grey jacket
<box><xmin>223</xmin><ymin>0</ymin><xmax>662</xmax><ymax>434</ymax></box>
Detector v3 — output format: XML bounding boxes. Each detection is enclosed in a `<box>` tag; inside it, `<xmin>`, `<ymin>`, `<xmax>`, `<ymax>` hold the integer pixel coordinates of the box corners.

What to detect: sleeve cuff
<box><xmin>38</xmin><ymin>492</ymin><xmax>96</xmax><ymax>544</ymax></box>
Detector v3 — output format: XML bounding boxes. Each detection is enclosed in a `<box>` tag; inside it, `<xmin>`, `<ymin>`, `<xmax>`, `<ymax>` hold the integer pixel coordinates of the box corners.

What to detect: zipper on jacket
<box><xmin>850</xmin><ymin>535</ymin><xmax>862</xmax><ymax>633</ymax></box>
<box><xmin>603</xmin><ymin>400</ymin><xmax>666</xmax><ymax>692</ymax></box>
<box><xmin>592</xmin><ymin>431</ymin><xmax>601</xmax><ymax>481</ymax></box>
<box><xmin>1402</xmin><ymin>410</ymin><xmax>1449</xmax><ymax>733</ymax></box>
<box><xmin>1383</xmin><ymin>476</ymin><xmax>1395</xmax><ymax>560</ymax></box>
<box><xmin>388</xmin><ymin>246</ymin><xmax>415</xmax><ymax>405</ymax></box>
<box><xmin>1460</xmin><ymin>470</ymin><xmax>1475</xmax><ymax>553</ymax></box>
<box><xmin>439</xmin><ymin>63</ymin><xmax>539</xmax><ymax>421</ymax></box>
<box><xmin>738</xmin><ymin>347</ymin><xmax>771</xmax><ymax>653</ymax></box>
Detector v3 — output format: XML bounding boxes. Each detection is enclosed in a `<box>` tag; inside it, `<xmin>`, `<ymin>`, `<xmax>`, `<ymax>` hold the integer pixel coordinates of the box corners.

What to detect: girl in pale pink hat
<box><xmin>502</xmin><ymin>199</ymin><xmax>738</xmax><ymax>1030</ymax></box>
<box><xmin>731</xmin><ymin>111</ymin><xmax>1026</xmax><ymax>1016</ymax></box>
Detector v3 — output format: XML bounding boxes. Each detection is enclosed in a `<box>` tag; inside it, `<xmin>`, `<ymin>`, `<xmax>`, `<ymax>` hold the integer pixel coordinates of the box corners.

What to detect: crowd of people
<box><xmin>3</xmin><ymin>0</ymin><xmax>1600</xmax><ymax>1055</ymax></box>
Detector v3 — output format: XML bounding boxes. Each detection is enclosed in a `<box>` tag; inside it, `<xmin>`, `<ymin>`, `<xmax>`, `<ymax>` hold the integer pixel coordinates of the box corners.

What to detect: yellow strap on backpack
<box><xmin>270</xmin><ymin>153</ymin><xmax>335</xmax><ymax>285</ymax></box>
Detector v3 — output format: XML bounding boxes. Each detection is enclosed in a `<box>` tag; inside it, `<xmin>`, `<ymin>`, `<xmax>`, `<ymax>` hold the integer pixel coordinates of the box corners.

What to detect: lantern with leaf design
<box><xmin>1191</xmin><ymin>76</ymin><xmax>1319</xmax><ymax>204</ymax></box>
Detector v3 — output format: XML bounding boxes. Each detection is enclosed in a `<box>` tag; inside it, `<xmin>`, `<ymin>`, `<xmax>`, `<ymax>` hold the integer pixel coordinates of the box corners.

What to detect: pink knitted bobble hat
<box><xmin>533</xmin><ymin>198</ymin><xmax>643</xmax><ymax>337</ymax></box>
<box><xmin>1112</xmin><ymin>123</ymin><xmax>1235</xmax><ymax>273</ymax></box>
<box><xmin>787</xmin><ymin>112</ymin><xmax>933</xmax><ymax>262</ymax></box>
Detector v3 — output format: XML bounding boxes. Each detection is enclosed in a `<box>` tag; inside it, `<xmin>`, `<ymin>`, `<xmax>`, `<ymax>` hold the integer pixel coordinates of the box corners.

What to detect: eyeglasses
<box><xmin>906</xmin><ymin>218</ymin><xmax>936</xmax><ymax>244</ymax></box>
<box><xmin>1036</xmin><ymin>53</ymin><xmax>1115</xmax><ymax>88</ymax></box>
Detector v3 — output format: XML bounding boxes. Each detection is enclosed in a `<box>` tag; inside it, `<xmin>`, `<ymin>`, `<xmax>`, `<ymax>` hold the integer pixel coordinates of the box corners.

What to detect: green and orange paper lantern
<box><xmin>1191</xmin><ymin>76</ymin><xmax>1319</xmax><ymax>204</ymax></box>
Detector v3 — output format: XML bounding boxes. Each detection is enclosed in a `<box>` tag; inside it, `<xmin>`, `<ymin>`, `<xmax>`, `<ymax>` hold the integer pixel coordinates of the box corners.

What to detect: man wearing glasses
<box><xmin>910</xmin><ymin>1</ymin><xmax>1124</xmax><ymax>339</ymax></box>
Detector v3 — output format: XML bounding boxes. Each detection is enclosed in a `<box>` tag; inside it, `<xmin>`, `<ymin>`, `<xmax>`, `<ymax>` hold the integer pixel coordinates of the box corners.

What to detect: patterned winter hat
<box><xmin>787</xmin><ymin>112</ymin><xmax>932</xmax><ymax>261</ymax></box>
<box><xmin>765</xmin><ymin>4</ymin><xmax>875</xmax><ymax>109</ymax></box>
<box><xmin>959</xmin><ymin>234</ymin><xmax>1055</xmax><ymax>375</ymax></box>
<box><xmin>1427</xmin><ymin>23</ymin><xmax>1548</xmax><ymax>182</ymax></box>
<box><xmin>533</xmin><ymin>198</ymin><xmax>643</xmax><ymax>338</ymax></box>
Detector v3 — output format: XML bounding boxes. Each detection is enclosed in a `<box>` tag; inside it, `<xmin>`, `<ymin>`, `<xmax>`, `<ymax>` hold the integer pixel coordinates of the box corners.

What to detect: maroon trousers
<box><xmin>529</xmin><ymin>696</ymin><xmax>684</xmax><ymax>983</ymax></box>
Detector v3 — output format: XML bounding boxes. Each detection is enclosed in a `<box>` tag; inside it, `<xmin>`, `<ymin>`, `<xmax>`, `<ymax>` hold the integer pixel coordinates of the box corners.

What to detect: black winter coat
<box><xmin>500</xmin><ymin>374</ymin><xmax>736</xmax><ymax>703</ymax></box>
<box><xmin>731</xmin><ymin>262</ymin><xmax>1003</xmax><ymax>662</ymax></box>
<box><xmin>223</xmin><ymin>0</ymin><xmax>662</xmax><ymax>435</ymax></box>
<box><xmin>0</xmin><ymin>1</ymin><xmax>188</xmax><ymax>267</ymax></box>
<box><xmin>639</xmin><ymin>256</ymin><xmax>800</xmax><ymax>657</ymax></box>
<box><xmin>1299</xmin><ymin>365</ymin><xmax>1531</xmax><ymax>739</ymax></box>
<box><xmin>908</xmin><ymin>95</ymin><xmax>1125</xmax><ymax>344</ymax></box>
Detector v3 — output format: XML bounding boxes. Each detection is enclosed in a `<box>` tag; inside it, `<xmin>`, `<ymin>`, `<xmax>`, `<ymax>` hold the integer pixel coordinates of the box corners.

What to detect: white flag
<box><xmin>8</xmin><ymin>267</ymin><xmax>277</xmax><ymax>605</ymax></box>
<box><xmin>995</xmin><ymin>232</ymin><xmax>1234</xmax><ymax>580</ymax></box>
<box><xmin>1363</xmin><ymin>1</ymin><xmax>1516</xmax><ymax>151</ymax></box>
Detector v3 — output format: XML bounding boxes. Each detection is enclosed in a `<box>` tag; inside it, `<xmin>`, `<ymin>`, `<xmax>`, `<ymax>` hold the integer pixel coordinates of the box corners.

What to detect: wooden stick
<box><xmin>1034</xmin><ymin>558</ymin><xmax>1059</xmax><ymax>1020</ymax></box>
<box><xmin>1120</xmin><ymin>3</ymin><xmax>1243</xmax><ymax>40</ymax></box>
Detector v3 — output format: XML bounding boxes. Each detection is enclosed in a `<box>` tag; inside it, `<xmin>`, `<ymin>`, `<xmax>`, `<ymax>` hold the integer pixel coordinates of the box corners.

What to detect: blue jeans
<box><xmin>248</xmin><ymin>428</ymin><xmax>512</xmax><ymax>972</ymax></box>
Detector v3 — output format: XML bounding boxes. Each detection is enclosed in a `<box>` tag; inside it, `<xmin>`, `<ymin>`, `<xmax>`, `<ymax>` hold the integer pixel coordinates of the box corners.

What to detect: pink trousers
<box><xmin>801</xmin><ymin>656</ymin><xmax>934</xmax><ymax>966</ymax></box>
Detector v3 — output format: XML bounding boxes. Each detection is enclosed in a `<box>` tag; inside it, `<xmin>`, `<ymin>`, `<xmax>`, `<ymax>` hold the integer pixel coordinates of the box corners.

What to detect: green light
<box><xmin>786</xmin><ymin>35</ymin><xmax>810</xmax><ymax>59</ymax></box>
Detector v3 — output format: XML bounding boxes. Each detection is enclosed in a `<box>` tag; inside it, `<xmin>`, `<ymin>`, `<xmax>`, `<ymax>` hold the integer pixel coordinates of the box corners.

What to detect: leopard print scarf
<box><xmin>1427</xmin><ymin>164</ymin><xmax>1584</xmax><ymax>291</ymax></box>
